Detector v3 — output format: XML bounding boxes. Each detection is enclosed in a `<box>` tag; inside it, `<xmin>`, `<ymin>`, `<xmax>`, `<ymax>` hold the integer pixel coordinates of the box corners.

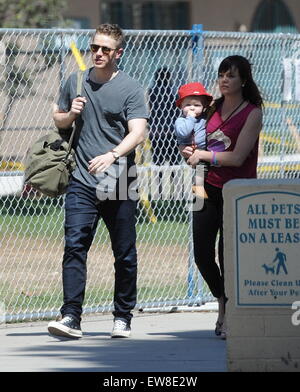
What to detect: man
<box><xmin>48</xmin><ymin>24</ymin><xmax>148</xmax><ymax>339</ymax></box>
<box><xmin>273</xmin><ymin>248</ymin><xmax>288</xmax><ymax>275</ymax></box>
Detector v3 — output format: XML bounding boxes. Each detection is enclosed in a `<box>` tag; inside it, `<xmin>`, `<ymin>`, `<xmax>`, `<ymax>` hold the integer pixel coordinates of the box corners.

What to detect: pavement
<box><xmin>0</xmin><ymin>307</ymin><xmax>227</xmax><ymax>373</ymax></box>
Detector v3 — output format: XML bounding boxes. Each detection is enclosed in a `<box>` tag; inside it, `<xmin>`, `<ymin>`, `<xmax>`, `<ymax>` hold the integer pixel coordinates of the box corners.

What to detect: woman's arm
<box><xmin>187</xmin><ymin>108</ymin><xmax>262</xmax><ymax>167</ymax></box>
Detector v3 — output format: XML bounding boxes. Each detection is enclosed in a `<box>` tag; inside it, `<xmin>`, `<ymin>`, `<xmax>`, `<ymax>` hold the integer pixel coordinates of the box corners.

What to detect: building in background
<box><xmin>64</xmin><ymin>0</ymin><xmax>299</xmax><ymax>32</ymax></box>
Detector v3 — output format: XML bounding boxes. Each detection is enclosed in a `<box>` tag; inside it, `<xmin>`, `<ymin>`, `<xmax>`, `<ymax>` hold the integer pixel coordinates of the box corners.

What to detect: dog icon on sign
<box><xmin>262</xmin><ymin>248</ymin><xmax>288</xmax><ymax>276</ymax></box>
<box><xmin>261</xmin><ymin>264</ymin><xmax>275</xmax><ymax>275</ymax></box>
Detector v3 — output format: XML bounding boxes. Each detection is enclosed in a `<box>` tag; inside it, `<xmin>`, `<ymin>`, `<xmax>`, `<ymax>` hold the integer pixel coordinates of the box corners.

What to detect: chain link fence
<box><xmin>1</xmin><ymin>28</ymin><xmax>300</xmax><ymax>322</ymax></box>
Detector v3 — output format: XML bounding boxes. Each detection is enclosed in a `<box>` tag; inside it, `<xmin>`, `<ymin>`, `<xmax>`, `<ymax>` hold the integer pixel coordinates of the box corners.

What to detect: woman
<box><xmin>181</xmin><ymin>55</ymin><xmax>263</xmax><ymax>339</ymax></box>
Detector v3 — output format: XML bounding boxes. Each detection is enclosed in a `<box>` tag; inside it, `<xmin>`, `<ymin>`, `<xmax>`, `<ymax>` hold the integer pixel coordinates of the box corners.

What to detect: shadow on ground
<box><xmin>6</xmin><ymin>328</ymin><xmax>226</xmax><ymax>372</ymax></box>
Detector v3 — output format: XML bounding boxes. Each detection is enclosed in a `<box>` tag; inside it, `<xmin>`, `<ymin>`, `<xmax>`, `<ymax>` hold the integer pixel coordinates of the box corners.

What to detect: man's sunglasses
<box><xmin>90</xmin><ymin>44</ymin><xmax>117</xmax><ymax>55</ymax></box>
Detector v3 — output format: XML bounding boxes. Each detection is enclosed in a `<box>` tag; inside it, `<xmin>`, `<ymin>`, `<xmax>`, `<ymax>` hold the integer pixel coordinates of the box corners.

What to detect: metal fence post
<box><xmin>59</xmin><ymin>31</ymin><xmax>67</xmax><ymax>93</ymax></box>
<box><xmin>191</xmin><ymin>23</ymin><xmax>203</xmax><ymax>81</ymax></box>
<box><xmin>186</xmin><ymin>24</ymin><xmax>204</xmax><ymax>304</ymax></box>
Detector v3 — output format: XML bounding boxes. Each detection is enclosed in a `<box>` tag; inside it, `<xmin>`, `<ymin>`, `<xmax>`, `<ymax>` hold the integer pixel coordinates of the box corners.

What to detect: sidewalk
<box><xmin>0</xmin><ymin>309</ymin><xmax>227</xmax><ymax>372</ymax></box>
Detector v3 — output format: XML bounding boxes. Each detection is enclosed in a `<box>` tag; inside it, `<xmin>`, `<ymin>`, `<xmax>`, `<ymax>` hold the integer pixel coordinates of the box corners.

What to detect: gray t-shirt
<box><xmin>58</xmin><ymin>69</ymin><xmax>149</xmax><ymax>191</ymax></box>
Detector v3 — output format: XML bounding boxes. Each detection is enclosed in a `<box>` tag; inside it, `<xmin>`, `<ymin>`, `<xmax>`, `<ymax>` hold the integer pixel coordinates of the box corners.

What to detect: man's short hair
<box><xmin>94</xmin><ymin>23</ymin><xmax>124</xmax><ymax>48</ymax></box>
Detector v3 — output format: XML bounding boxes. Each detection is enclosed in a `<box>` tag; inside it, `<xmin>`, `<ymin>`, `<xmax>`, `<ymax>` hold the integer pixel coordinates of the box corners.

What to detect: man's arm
<box><xmin>112</xmin><ymin>118</ymin><xmax>147</xmax><ymax>156</ymax></box>
<box><xmin>88</xmin><ymin>118</ymin><xmax>147</xmax><ymax>174</ymax></box>
<box><xmin>53</xmin><ymin>96</ymin><xmax>87</xmax><ymax>129</ymax></box>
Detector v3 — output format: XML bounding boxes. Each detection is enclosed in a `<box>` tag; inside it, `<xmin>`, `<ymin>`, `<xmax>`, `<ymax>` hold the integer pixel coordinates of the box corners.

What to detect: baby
<box><xmin>174</xmin><ymin>82</ymin><xmax>213</xmax><ymax>197</ymax></box>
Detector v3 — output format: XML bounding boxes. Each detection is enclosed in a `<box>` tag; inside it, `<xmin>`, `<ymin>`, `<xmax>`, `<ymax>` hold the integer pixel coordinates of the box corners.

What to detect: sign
<box><xmin>295</xmin><ymin>59</ymin><xmax>300</xmax><ymax>102</ymax></box>
<box><xmin>282</xmin><ymin>58</ymin><xmax>300</xmax><ymax>102</ymax></box>
<box><xmin>0</xmin><ymin>41</ymin><xmax>5</xmax><ymax>66</ymax></box>
<box><xmin>283</xmin><ymin>58</ymin><xmax>292</xmax><ymax>102</ymax></box>
<box><xmin>235</xmin><ymin>190</ymin><xmax>300</xmax><ymax>307</ymax></box>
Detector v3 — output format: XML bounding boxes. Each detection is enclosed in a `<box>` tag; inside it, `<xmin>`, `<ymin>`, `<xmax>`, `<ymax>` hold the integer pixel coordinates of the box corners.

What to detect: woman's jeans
<box><xmin>60</xmin><ymin>177</ymin><xmax>137</xmax><ymax>323</ymax></box>
<box><xmin>192</xmin><ymin>181</ymin><xmax>225</xmax><ymax>299</ymax></box>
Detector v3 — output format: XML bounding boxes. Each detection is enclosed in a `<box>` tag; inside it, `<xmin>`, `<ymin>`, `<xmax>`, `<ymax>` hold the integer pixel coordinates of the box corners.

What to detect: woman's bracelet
<box><xmin>211</xmin><ymin>151</ymin><xmax>218</xmax><ymax>166</ymax></box>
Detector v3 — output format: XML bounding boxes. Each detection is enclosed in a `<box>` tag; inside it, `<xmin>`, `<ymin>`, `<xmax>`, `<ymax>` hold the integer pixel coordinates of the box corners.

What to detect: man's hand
<box><xmin>71</xmin><ymin>96</ymin><xmax>87</xmax><ymax>116</ymax></box>
<box><xmin>53</xmin><ymin>96</ymin><xmax>87</xmax><ymax>129</ymax></box>
<box><xmin>88</xmin><ymin>152</ymin><xmax>115</xmax><ymax>174</ymax></box>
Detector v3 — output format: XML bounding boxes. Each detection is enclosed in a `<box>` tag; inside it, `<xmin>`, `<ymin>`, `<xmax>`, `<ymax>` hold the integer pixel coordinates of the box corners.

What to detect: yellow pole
<box><xmin>70</xmin><ymin>41</ymin><xmax>87</xmax><ymax>71</ymax></box>
<box><xmin>140</xmin><ymin>191</ymin><xmax>157</xmax><ymax>223</ymax></box>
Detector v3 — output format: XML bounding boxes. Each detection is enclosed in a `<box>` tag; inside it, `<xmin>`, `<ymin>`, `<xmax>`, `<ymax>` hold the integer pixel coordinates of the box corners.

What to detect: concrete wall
<box><xmin>223</xmin><ymin>179</ymin><xmax>300</xmax><ymax>372</ymax></box>
<box><xmin>65</xmin><ymin>0</ymin><xmax>300</xmax><ymax>31</ymax></box>
<box><xmin>190</xmin><ymin>0</ymin><xmax>300</xmax><ymax>31</ymax></box>
<box><xmin>66</xmin><ymin>0</ymin><xmax>100</xmax><ymax>28</ymax></box>
<box><xmin>190</xmin><ymin>0</ymin><xmax>261</xmax><ymax>31</ymax></box>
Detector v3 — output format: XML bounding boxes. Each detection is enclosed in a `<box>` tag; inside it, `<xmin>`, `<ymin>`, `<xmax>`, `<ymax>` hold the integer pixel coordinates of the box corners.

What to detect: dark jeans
<box><xmin>61</xmin><ymin>177</ymin><xmax>137</xmax><ymax>323</ymax></box>
<box><xmin>192</xmin><ymin>182</ymin><xmax>225</xmax><ymax>299</ymax></box>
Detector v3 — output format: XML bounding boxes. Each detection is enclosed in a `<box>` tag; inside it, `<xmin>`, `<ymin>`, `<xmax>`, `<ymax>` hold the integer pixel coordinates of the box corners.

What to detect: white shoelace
<box><xmin>62</xmin><ymin>316</ymin><xmax>73</xmax><ymax>324</ymax></box>
<box><xmin>114</xmin><ymin>319</ymin><xmax>128</xmax><ymax>330</ymax></box>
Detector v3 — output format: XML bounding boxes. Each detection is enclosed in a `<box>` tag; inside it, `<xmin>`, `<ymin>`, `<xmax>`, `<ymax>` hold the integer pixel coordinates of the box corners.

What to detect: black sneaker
<box><xmin>111</xmin><ymin>318</ymin><xmax>131</xmax><ymax>338</ymax></box>
<box><xmin>48</xmin><ymin>314</ymin><xmax>82</xmax><ymax>338</ymax></box>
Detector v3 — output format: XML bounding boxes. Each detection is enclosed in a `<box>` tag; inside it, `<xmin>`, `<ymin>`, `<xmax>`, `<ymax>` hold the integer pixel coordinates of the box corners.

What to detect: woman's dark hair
<box><xmin>209</xmin><ymin>55</ymin><xmax>263</xmax><ymax>118</ymax></box>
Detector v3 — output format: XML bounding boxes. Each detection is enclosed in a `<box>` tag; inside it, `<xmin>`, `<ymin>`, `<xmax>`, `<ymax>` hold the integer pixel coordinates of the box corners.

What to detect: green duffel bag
<box><xmin>24</xmin><ymin>71</ymin><xmax>83</xmax><ymax>198</ymax></box>
<box><xmin>24</xmin><ymin>129</ymin><xmax>76</xmax><ymax>197</ymax></box>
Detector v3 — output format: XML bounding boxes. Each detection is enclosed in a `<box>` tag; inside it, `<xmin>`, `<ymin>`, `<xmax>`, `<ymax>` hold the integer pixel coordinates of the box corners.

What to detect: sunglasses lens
<box><xmin>90</xmin><ymin>45</ymin><xmax>113</xmax><ymax>55</ymax></box>
<box><xmin>90</xmin><ymin>44</ymin><xmax>98</xmax><ymax>53</ymax></box>
<box><xmin>102</xmin><ymin>47</ymin><xmax>110</xmax><ymax>55</ymax></box>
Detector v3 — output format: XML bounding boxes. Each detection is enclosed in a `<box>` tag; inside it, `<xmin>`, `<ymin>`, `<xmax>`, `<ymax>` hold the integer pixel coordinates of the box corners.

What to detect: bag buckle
<box><xmin>44</xmin><ymin>139</ymin><xmax>64</xmax><ymax>151</ymax></box>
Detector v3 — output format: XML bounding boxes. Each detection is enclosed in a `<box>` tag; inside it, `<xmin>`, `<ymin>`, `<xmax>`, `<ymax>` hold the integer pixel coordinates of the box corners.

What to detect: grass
<box><xmin>1</xmin><ymin>198</ymin><xmax>193</xmax><ymax>321</ymax></box>
<box><xmin>0</xmin><ymin>203</ymin><xmax>190</xmax><ymax>246</ymax></box>
<box><xmin>1</xmin><ymin>282</ymin><xmax>189</xmax><ymax>318</ymax></box>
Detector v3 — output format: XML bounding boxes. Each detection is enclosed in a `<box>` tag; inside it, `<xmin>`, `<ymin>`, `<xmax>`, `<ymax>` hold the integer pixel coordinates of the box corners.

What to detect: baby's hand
<box><xmin>179</xmin><ymin>145</ymin><xmax>194</xmax><ymax>158</ymax></box>
<box><xmin>183</xmin><ymin>108</ymin><xmax>197</xmax><ymax>118</ymax></box>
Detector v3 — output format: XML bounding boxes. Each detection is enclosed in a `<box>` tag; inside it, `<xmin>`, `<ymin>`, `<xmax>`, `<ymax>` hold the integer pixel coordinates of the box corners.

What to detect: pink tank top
<box><xmin>206</xmin><ymin>103</ymin><xmax>259</xmax><ymax>188</ymax></box>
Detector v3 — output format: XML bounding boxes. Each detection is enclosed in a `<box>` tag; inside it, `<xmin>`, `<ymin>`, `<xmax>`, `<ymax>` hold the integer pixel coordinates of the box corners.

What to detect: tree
<box><xmin>0</xmin><ymin>0</ymin><xmax>68</xmax><ymax>28</ymax></box>
<box><xmin>0</xmin><ymin>0</ymin><xmax>70</xmax><ymax>152</ymax></box>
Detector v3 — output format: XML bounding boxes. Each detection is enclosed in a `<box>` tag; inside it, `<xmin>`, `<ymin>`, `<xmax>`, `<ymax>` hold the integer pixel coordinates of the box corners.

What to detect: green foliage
<box><xmin>0</xmin><ymin>1</ymin><xmax>70</xmax><ymax>131</ymax></box>
<box><xmin>0</xmin><ymin>0</ymin><xmax>68</xmax><ymax>28</ymax></box>
<box><xmin>0</xmin><ymin>43</ymin><xmax>33</xmax><ymax>98</ymax></box>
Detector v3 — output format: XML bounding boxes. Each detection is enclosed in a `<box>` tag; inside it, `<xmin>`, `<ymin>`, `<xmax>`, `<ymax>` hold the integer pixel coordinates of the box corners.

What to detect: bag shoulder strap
<box><xmin>67</xmin><ymin>70</ymin><xmax>84</xmax><ymax>151</ymax></box>
<box><xmin>209</xmin><ymin>100</ymin><xmax>245</xmax><ymax>137</ymax></box>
